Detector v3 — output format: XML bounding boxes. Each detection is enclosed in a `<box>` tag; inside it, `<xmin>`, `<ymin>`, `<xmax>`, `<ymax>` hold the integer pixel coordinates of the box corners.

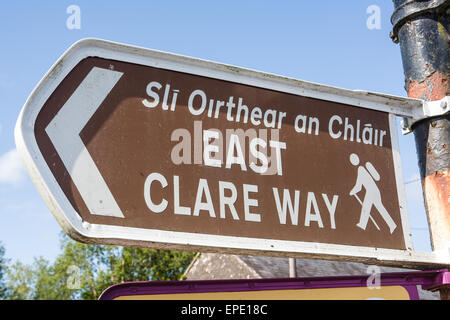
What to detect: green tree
<box><xmin>5</xmin><ymin>260</ymin><xmax>34</xmax><ymax>299</ymax></box>
<box><xmin>0</xmin><ymin>243</ymin><xmax>8</xmax><ymax>299</ymax></box>
<box><xmin>6</xmin><ymin>233</ymin><xmax>195</xmax><ymax>300</ymax></box>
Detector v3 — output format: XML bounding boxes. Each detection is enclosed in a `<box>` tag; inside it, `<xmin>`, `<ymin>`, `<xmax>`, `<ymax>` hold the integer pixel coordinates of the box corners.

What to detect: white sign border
<box><xmin>15</xmin><ymin>38</ymin><xmax>448</xmax><ymax>269</ymax></box>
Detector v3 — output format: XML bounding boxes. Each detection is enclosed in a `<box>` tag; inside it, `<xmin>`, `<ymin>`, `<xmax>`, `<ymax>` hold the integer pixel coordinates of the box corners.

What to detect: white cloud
<box><xmin>0</xmin><ymin>148</ymin><xmax>26</xmax><ymax>186</ymax></box>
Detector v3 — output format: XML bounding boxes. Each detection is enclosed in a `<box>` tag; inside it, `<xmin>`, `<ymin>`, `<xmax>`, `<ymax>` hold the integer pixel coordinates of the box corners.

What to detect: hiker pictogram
<box><xmin>349</xmin><ymin>153</ymin><xmax>397</xmax><ymax>234</ymax></box>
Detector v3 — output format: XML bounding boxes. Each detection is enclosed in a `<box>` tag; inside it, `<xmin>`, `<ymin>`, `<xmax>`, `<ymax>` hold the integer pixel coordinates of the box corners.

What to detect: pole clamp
<box><xmin>401</xmin><ymin>96</ymin><xmax>450</xmax><ymax>134</ymax></box>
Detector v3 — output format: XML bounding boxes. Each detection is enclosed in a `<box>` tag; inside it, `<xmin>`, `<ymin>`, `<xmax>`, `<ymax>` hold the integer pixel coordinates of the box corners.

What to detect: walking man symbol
<box><xmin>349</xmin><ymin>153</ymin><xmax>397</xmax><ymax>234</ymax></box>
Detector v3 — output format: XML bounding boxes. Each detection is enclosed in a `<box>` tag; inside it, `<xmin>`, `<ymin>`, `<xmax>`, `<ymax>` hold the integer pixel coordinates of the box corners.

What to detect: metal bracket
<box><xmin>401</xmin><ymin>96</ymin><xmax>450</xmax><ymax>134</ymax></box>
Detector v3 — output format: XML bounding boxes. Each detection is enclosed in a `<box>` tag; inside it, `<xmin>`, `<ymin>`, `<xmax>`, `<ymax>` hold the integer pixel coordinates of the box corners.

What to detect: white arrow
<box><xmin>46</xmin><ymin>67</ymin><xmax>125</xmax><ymax>218</ymax></box>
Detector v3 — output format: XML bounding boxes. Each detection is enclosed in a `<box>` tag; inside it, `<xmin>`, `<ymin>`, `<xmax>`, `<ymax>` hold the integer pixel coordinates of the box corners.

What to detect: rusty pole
<box><xmin>391</xmin><ymin>0</ymin><xmax>449</xmax><ymax>298</ymax></box>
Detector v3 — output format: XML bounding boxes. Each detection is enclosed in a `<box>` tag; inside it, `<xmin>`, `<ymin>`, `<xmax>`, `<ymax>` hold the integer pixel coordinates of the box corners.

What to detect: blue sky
<box><xmin>0</xmin><ymin>1</ymin><xmax>430</xmax><ymax>265</ymax></box>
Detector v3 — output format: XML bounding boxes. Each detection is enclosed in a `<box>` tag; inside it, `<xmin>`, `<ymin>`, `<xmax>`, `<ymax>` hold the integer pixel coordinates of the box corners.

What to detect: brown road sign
<box><xmin>15</xmin><ymin>39</ymin><xmax>449</xmax><ymax>268</ymax></box>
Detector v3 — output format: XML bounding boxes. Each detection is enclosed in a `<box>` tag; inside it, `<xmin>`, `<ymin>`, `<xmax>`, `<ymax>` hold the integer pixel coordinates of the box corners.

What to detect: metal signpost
<box><xmin>15</xmin><ymin>38</ymin><xmax>449</xmax><ymax>269</ymax></box>
<box><xmin>391</xmin><ymin>0</ymin><xmax>449</xmax><ymax>255</ymax></box>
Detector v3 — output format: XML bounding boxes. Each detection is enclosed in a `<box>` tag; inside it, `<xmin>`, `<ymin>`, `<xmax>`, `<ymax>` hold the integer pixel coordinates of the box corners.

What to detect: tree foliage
<box><xmin>4</xmin><ymin>233</ymin><xmax>195</xmax><ymax>300</ymax></box>
<box><xmin>0</xmin><ymin>243</ymin><xmax>8</xmax><ymax>298</ymax></box>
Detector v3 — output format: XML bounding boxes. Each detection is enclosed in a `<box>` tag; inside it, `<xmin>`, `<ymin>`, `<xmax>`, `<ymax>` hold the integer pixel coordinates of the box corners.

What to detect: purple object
<box><xmin>99</xmin><ymin>269</ymin><xmax>449</xmax><ymax>300</ymax></box>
